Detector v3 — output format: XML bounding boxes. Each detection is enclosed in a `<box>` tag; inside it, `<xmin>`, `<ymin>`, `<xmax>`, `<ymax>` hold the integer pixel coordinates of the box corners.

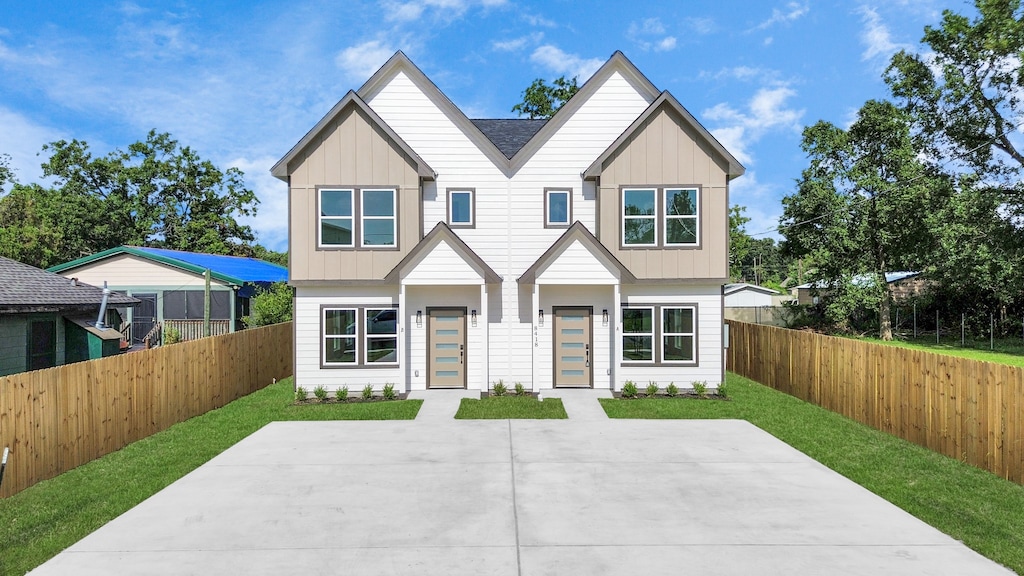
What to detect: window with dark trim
<box><xmin>322</xmin><ymin>306</ymin><xmax>399</xmax><ymax>367</ymax></box>
<box><xmin>621</xmin><ymin>304</ymin><xmax>697</xmax><ymax>365</ymax></box>
<box><xmin>318</xmin><ymin>187</ymin><xmax>397</xmax><ymax>248</ymax></box>
<box><xmin>545</xmin><ymin>188</ymin><xmax>571</xmax><ymax>228</ymax></box>
<box><xmin>447</xmin><ymin>189</ymin><xmax>474</xmax><ymax>228</ymax></box>
<box><xmin>621</xmin><ymin>186</ymin><xmax>700</xmax><ymax>248</ymax></box>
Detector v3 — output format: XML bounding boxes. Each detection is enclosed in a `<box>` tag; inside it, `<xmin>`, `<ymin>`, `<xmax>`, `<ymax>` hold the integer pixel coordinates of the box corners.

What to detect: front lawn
<box><xmin>0</xmin><ymin>378</ymin><xmax>420</xmax><ymax>576</ymax></box>
<box><xmin>454</xmin><ymin>396</ymin><xmax>567</xmax><ymax>419</ymax></box>
<box><xmin>601</xmin><ymin>374</ymin><xmax>1024</xmax><ymax>575</ymax></box>
<box><xmin>854</xmin><ymin>335</ymin><xmax>1024</xmax><ymax>367</ymax></box>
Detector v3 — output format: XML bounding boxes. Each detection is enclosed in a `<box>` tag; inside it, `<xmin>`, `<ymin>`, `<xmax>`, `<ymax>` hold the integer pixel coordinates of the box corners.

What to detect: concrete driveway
<box><xmin>30</xmin><ymin>397</ymin><xmax>1013</xmax><ymax>575</ymax></box>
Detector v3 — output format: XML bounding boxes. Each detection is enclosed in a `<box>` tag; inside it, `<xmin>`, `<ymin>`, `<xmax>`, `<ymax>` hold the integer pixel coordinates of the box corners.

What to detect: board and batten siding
<box><xmin>596</xmin><ymin>105</ymin><xmax>730</xmax><ymax>280</ymax></box>
<box><xmin>54</xmin><ymin>254</ymin><xmax>231</xmax><ymax>288</ymax></box>
<box><xmin>288</xmin><ymin>103</ymin><xmax>423</xmax><ymax>282</ymax></box>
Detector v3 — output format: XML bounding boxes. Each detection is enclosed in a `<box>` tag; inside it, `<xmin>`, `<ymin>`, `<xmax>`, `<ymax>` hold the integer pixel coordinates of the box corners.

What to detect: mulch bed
<box><xmin>480</xmin><ymin>392</ymin><xmax>541</xmax><ymax>399</ymax></box>
<box><xmin>292</xmin><ymin>393</ymin><xmax>410</xmax><ymax>405</ymax></box>
<box><xmin>612</xmin><ymin>392</ymin><xmax>730</xmax><ymax>400</ymax></box>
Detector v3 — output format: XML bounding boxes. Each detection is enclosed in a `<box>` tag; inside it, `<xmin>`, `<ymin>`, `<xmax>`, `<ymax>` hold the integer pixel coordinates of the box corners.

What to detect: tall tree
<box><xmin>512</xmin><ymin>76</ymin><xmax>580</xmax><ymax>119</ymax></box>
<box><xmin>0</xmin><ymin>153</ymin><xmax>13</xmax><ymax>189</ymax></box>
<box><xmin>729</xmin><ymin>205</ymin><xmax>752</xmax><ymax>281</ymax></box>
<box><xmin>781</xmin><ymin>100</ymin><xmax>942</xmax><ymax>339</ymax></box>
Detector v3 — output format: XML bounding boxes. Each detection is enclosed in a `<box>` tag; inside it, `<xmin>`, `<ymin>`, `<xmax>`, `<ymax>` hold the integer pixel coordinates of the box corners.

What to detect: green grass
<box><xmin>454</xmin><ymin>396</ymin><xmax>568</xmax><ymax>419</ymax></box>
<box><xmin>601</xmin><ymin>374</ymin><xmax>1024</xmax><ymax>575</ymax></box>
<box><xmin>0</xmin><ymin>378</ymin><xmax>420</xmax><ymax>576</ymax></box>
<box><xmin>854</xmin><ymin>335</ymin><xmax>1024</xmax><ymax>367</ymax></box>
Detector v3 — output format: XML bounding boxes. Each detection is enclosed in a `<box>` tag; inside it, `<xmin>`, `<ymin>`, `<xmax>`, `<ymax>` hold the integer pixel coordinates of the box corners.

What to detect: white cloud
<box><xmin>492</xmin><ymin>32</ymin><xmax>543</xmax><ymax>52</ymax></box>
<box><xmin>656</xmin><ymin>37</ymin><xmax>677</xmax><ymax>51</ymax></box>
<box><xmin>729</xmin><ymin>171</ymin><xmax>785</xmax><ymax>241</ymax></box>
<box><xmin>381</xmin><ymin>0</ymin><xmax>508</xmax><ymax>23</ymax></box>
<box><xmin>230</xmin><ymin>155</ymin><xmax>290</xmax><ymax>251</ymax></box>
<box><xmin>683</xmin><ymin>17</ymin><xmax>716</xmax><ymax>35</ymax></box>
<box><xmin>523</xmin><ymin>12</ymin><xmax>556</xmax><ymax>27</ymax></box>
<box><xmin>335</xmin><ymin>40</ymin><xmax>396</xmax><ymax>80</ymax></box>
<box><xmin>627</xmin><ymin>17</ymin><xmax>677</xmax><ymax>52</ymax></box>
<box><xmin>704</xmin><ymin>86</ymin><xmax>804</xmax><ymax>166</ymax></box>
<box><xmin>753</xmin><ymin>1</ymin><xmax>809</xmax><ymax>31</ymax></box>
<box><xmin>0</xmin><ymin>106</ymin><xmax>65</xmax><ymax>193</ymax></box>
<box><xmin>859</xmin><ymin>6</ymin><xmax>912</xmax><ymax>62</ymax></box>
<box><xmin>529</xmin><ymin>45</ymin><xmax>604</xmax><ymax>82</ymax></box>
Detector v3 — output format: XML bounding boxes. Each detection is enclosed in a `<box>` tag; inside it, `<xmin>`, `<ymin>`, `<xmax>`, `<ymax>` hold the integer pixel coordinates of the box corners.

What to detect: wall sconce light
<box><xmin>471</xmin><ymin>309</ymin><xmax>477</xmax><ymax>326</ymax></box>
<box><xmin>602</xmin><ymin>309</ymin><xmax>609</xmax><ymax>325</ymax></box>
<box><xmin>416</xmin><ymin>310</ymin><xmax>422</xmax><ymax>327</ymax></box>
<box><xmin>538</xmin><ymin>309</ymin><xmax>544</xmax><ymax>325</ymax></box>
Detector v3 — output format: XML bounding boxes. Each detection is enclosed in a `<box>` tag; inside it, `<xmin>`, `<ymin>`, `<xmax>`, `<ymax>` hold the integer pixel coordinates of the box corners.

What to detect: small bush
<box><xmin>313</xmin><ymin>385</ymin><xmax>328</xmax><ymax>402</ymax></box>
<box><xmin>382</xmin><ymin>383</ymin><xmax>397</xmax><ymax>400</ymax></box>
<box><xmin>666</xmin><ymin>382</ymin><xmax>679</xmax><ymax>397</ymax></box>
<box><xmin>163</xmin><ymin>326</ymin><xmax>182</xmax><ymax>345</ymax></box>
<box><xmin>514</xmin><ymin>382</ymin><xmax>526</xmax><ymax>396</ymax></box>
<box><xmin>295</xmin><ymin>386</ymin><xmax>308</xmax><ymax>402</ymax></box>
<box><xmin>361</xmin><ymin>384</ymin><xmax>374</xmax><ymax>400</ymax></box>
<box><xmin>692</xmin><ymin>381</ymin><xmax>708</xmax><ymax>398</ymax></box>
<box><xmin>645</xmin><ymin>382</ymin><xmax>659</xmax><ymax>397</ymax></box>
<box><xmin>716</xmin><ymin>381</ymin><xmax>729</xmax><ymax>399</ymax></box>
<box><xmin>335</xmin><ymin>386</ymin><xmax>349</xmax><ymax>401</ymax></box>
<box><xmin>492</xmin><ymin>379</ymin><xmax>507</xmax><ymax>396</ymax></box>
<box><xmin>622</xmin><ymin>380</ymin><xmax>638</xmax><ymax>398</ymax></box>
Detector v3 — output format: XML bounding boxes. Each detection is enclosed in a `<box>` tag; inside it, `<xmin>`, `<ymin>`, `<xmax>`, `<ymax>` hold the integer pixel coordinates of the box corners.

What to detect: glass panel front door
<box><xmin>428</xmin><ymin>309</ymin><xmax>466</xmax><ymax>388</ymax></box>
<box><xmin>553</xmin><ymin>307</ymin><xmax>592</xmax><ymax>387</ymax></box>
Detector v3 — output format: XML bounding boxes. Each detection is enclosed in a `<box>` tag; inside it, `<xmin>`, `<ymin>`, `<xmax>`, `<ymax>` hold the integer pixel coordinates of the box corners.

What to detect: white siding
<box><xmin>404</xmin><ymin>285</ymin><xmax>486</xmax><ymax>390</ymax></box>
<box><xmin>534</xmin><ymin>285</ymin><xmax>615</xmax><ymax>390</ymax></box>
<box><xmin>536</xmin><ymin>239</ymin><xmax>618</xmax><ymax>285</ymax></box>
<box><xmin>56</xmin><ymin>254</ymin><xmax>230</xmax><ymax>288</ymax></box>
<box><xmin>402</xmin><ymin>240</ymin><xmax>484</xmax><ymax>285</ymax></box>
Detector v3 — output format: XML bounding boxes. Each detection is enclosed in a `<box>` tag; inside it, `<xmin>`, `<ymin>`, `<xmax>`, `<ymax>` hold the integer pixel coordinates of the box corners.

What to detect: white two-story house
<box><xmin>272</xmin><ymin>51</ymin><xmax>743</xmax><ymax>393</ymax></box>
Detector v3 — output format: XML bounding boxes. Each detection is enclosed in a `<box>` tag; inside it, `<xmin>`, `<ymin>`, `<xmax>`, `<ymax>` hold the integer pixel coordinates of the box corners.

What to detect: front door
<box><xmin>553</xmin><ymin>307</ymin><xmax>592</xmax><ymax>387</ymax></box>
<box><xmin>427</xmin><ymin>308</ymin><xmax>466</xmax><ymax>388</ymax></box>
<box><xmin>131</xmin><ymin>293</ymin><xmax>157</xmax><ymax>345</ymax></box>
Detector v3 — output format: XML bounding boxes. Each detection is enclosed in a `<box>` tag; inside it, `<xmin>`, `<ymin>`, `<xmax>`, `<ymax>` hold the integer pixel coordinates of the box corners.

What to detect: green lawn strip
<box><xmin>601</xmin><ymin>375</ymin><xmax>1024</xmax><ymax>575</ymax></box>
<box><xmin>0</xmin><ymin>378</ymin><xmax>420</xmax><ymax>576</ymax></box>
<box><xmin>454</xmin><ymin>396</ymin><xmax>567</xmax><ymax>419</ymax></box>
<box><xmin>853</xmin><ymin>336</ymin><xmax>1024</xmax><ymax>367</ymax></box>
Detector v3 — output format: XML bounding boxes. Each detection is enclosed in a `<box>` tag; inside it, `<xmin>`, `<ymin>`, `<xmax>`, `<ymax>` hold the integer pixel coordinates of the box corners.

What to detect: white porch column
<box><xmin>399</xmin><ymin>283</ymin><xmax>407</xmax><ymax>392</ymax></box>
<box><xmin>612</xmin><ymin>283</ymin><xmax>621</xmax><ymax>391</ymax></box>
<box><xmin>531</xmin><ymin>283</ymin><xmax>540</xmax><ymax>391</ymax></box>
<box><xmin>480</xmin><ymin>282</ymin><xmax>489</xmax><ymax>388</ymax></box>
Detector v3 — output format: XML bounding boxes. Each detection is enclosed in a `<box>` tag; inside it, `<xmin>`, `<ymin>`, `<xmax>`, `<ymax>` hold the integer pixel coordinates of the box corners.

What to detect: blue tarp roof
<box><xmin>133</xmin><ymin>247</ymin><xmax>287</xmax><ymax>283</ymax></box>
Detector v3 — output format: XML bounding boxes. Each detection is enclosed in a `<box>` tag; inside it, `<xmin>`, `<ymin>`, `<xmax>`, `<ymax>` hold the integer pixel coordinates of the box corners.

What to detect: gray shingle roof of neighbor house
<box><xmin>0</xmin><ymin>256</ymin><xmax>138</xmax><ymax>314</ymax></box>
<box><xmin>470</xmin><ymin>119</ymin><xmax>548</xmax><ymax>159</ymax></box>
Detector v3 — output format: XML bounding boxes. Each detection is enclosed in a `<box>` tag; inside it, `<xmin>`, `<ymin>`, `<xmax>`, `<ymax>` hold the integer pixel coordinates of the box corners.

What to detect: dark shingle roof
<box><xmin>470</xmin><ymin>119</ymin><xmax>548</xmax><ymax>159</ymax></box>
<box><xmin>0</xmin><ymin>256</ymin><xmax>137</xmax><ymax>314</ymax></box>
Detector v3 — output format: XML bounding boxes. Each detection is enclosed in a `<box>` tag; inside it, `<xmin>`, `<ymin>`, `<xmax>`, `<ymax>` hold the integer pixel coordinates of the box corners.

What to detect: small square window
<box><xmin>545</xmin><ymin>189</ymin><xmax>571</xmax><ymax>227</ymax></box>
<box><xmin>448</xmin><ymin>189</ymin><xmax>474</xmax><ymax>228</ymax></box>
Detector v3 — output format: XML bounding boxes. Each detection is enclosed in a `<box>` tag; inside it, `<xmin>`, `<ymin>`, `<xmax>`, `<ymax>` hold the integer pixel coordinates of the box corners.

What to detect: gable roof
<box><xmin>270</xmin><ymin>90</ymin><xmax>435</xmax><ymax>181</ymax></box>
<box><xmin>724</xmin><ymin>283</ymin><xmax>779</xmax><ymax>296</ymax></box>
<box><xmin>470</xmin><ymin>119</ymin><xmax>548</xmax><ymax>159</ymax></box>
<box><xmin>518</xmin><ymin>222</ymin><xmax>636</xmax><ymax>284</ymax></box>
<box><xmin>1</xmin><ymin>256</ymin><xmax>137</xmax><ymax>314</ymax></box>
<box><xmin>358</xmin><ymin>50</ymin><xmax>661</xmax><ymax>177</ymax></box>
<box><xmin>384</xmin><ymin>222</ymin><xmax>502</xmax><ymax>284</ymax></box>
<box><xmin>584</xmin><ymin>91</ymin><xmax>745</xmax><ymax>180</ymax></box>
<box><xmin>49</xmin><ymin>246</ymin><xmax>288</xmax><ymax>286</ymax></box>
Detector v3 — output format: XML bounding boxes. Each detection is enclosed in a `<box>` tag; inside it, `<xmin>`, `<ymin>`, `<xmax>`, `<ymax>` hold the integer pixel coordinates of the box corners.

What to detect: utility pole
<box><xmin>204</xmin><ymin>269</ymin><xmax>211</xmax><ymax>337</ymax></box>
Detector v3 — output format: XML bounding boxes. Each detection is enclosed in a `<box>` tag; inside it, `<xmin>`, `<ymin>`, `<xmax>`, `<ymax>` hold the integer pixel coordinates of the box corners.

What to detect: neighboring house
<box><xmin>792</xmin><ymin>271</ymin><xmax>924</xmax><ymax>306</ymax></box>
<box><xmin>273</xmin><ymin>51</ymin><xmax>744</xmax><ymax>393</ymax></box>
<box><xmin>48</xmin><ymin>247</ymin><xmax>288</xmax><ymax>344</ymax></box>
<box><xmin>724</xmin><ymin>283</ymin><xmax>778</xmax><ymax>308</ymax></box>
<box><xmin>0</xmin><ymin>256</ymin><xmax>137</xmax><ymax>377</ymax></box>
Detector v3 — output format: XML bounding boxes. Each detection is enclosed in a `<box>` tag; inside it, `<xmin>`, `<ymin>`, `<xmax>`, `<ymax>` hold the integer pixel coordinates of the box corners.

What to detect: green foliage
<box><xmin>666</xmin><ymin>383</ymin><xmax>679</xmax><ymax>397</ymax></box>
<box><xmin>0</xmin><ymin>152</ymin><xmax>14</xmax><ymax>189</ymax></box>
<box><xmin>249</xmin><ymin>245</ymin><xmax>288</xmax><ymax>267</ymax></box>
<box><xmin>361</xmin><ymin>384</ymin><xmax>374</xmax><ymax>400</ymax></box>
<box><xmin>645</xmin><ymin>382</ymin><xmax>659</xmax><ymax>397</ymax></box>
<box><xmin>514</xmin><ymin>382</ymin><xmax>526</xmax><ymax>396</ymax></box>
<box><xmin>295</xmin><ymin>386</ymin><xmax>308</xmax><ymax>402</ymax></box>
<box><xmin>335</xmin><ymin>386</ymin><xmax>349</xmax><ymax>401</ymax></box>
<box><xmin>163</xmin><ymin>325</ymin><xmax>182</xmax><ymax>345</ymax></box>
<box><xmin>313</xmin><ymin>385</ymin><xmax>327</xmax><ymax>402</ymax></box>
<box><xmin>243</xmin><ymin>282</ymin><xmax>293</xmax><ymax>328</ymax></box>
<box><xmin>692</xmin><ymin>381</ymin><xmax>708</xmax><ymax>398</ymax></box>
<box><xmin>716</xmin><ymin>381</ymin><xmax>729</xmax><ymax>399</ymax></box>
<box><xmin>511</xmin><ymin>76</ymin><xmax>580</xmax><ymax>119</ymax></box>
<box><xmin>621</xmin><ymin>381</ymin><xmax>638</xmax><ymax>398</ymax></box>
<box><xmin>492</xmin><ymin>379</ymin><xmax>507</xmax><ymax>397</ymax></box>
<box><xmin>382</xmin><ymin>383</ymin><xmax>397</xmax><ymax>400</ymax></box>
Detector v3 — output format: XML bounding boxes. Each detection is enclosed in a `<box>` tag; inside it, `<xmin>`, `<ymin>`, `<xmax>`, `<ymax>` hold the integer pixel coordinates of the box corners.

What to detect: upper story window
<box><xmin>545</xmin><ymin>188</ymin><xmax>571</xmax><ymax>228</ymax></box>
<box><xmin>621</xmin><ymin>186</ymin><xmax>700</xmax><ymax>248</ymax></box>
<box><xmin>319</xmin><ymin>187</ymin><xmax>396</xmax><ymax>248</ymax></box>
<box><xmin>447</xmin><ymin>189</ymin><xmax>474</xmax><ymax>228</ymax></box>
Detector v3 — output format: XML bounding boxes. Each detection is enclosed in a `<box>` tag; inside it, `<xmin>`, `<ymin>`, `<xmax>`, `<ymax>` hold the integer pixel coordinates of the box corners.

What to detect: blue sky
<box><xmin>0</xmin><ymin>0</ymin><xmax>957</xmax><ymax>252</ymax></box>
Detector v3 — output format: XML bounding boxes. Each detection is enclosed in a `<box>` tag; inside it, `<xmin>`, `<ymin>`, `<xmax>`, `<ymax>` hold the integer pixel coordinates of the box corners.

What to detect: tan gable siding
<box><xmin>288</xmin><ymin>104</ymin><xmax>422</xmax><ymax>281</ymax></box>
<box><xmin>597</xmin><ymin>106</ymin><xmax>730</xmax><ymax>280</ymax></box>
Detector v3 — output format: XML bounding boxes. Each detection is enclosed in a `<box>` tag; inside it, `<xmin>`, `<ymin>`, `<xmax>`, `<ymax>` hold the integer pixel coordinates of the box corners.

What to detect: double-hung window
<box><xmin>322</xmin><ymin>306</ymin><xmax>399</xmax><ymax>367</ymax></box>
<box><xmin>545</xmin><ymin>188</ymin><xmax>571</xmax><ymax>228</ymax></box>
<box><xmin>447</xmin><ymin>189</ymin><xmax>474</xmax><ymax>228</ymax></box>
<box><xmin>318</xmin><ymin>187</ymin><xmax>396</xmax><ymax>248</ymax></box>
<box><xmin>621</xmin><ymin>186</ymin><xmax>700</xmax><ymax>248</ymax></box>
<box><xmin>621</xmin><ymin>305</ymin><xmax>697</xmax><ymax>365</ymax></box>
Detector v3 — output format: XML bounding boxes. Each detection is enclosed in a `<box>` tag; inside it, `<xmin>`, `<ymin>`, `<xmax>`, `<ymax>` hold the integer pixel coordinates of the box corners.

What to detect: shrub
<box><xmin>335</xmin><ymin>386</ymin><xmax>349</xmax><ymax>401</ymax></box>
<box><xmin>242</xmin><ymin>282</ymin><xmax>293</xmax><ymax>328</ymax></box>
<box><xmin>514</xmin><ymin>382</ymin><xmax>526</xmax><ymax>396</ymax></box>
<box><xmin>692</xmin><ymin>381</ymin><xmax>708</xmax><ymax>398</ymax></box>
<box><xmin>666</xmin><ymin>382</ymin><xmax>679</xmax><ymax>397</ymax></box>
<box><xmin>313</xmin><ymin>385</ymin><xmax>328</xmax><ymax>402</ymax></box>
<box><xmin>382</xmin><ymin>383</ymin><xmax>397</xmax><ymax>400</ymax></box>
<box><xmin>163</xmin><ymin>325</ymin><xmax>182</xmax><ymax>345</ymax></box>
<box><xmin>295</xmin><ymin>386</ymin><xmax>308</xmax><ymax>402</ymax></box>
<box><xmin>361</xmin><ymin>384</ymin><xmax>374</xmax><ymax>400</ymax></box>
<box><xmin>622</xmin><ymin>380</ymin><xmax>638</xmax><ymax>398</ymax></box>
<box><xmin>645</xmin><ymin>382</ymin><xmax>659</xmax><ymax>397</ymax></box>
<box><xmin>716</xmin><ymin>381</ymin><xmax>729</xmax><ymax>399</ymax></box>
<box><xmin>492</xmin><ymin>379</ymin><xmax>507</xmax><ymax>396</ymax></box>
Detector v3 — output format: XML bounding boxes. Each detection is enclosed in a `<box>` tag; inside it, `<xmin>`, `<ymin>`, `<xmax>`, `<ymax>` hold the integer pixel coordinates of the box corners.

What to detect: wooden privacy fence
<box><xmin>726</xmin><ymin>321</ymin><xmax>1023</xmax><ymax>485</ymax></box>
<box><xmin>0</xmin><ymin>322</ymin><xmax>292</xmax><ymax>498</ymax></box>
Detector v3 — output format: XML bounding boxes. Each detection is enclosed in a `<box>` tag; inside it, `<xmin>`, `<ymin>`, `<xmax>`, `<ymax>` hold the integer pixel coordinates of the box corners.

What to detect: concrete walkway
<box><xmin>540</xmin><ymin>388</ymin><xmax>612</xmax><ymax>420</ymax></box>
<box><xmin>29</xmin><ymin>402</ymin><xmax>1014</xmax><ymax>575</ymax></box>
<box><xmin>408</xmin><ymin>389</ymin><xmax>479</xmax><ymax>421</ymax></box>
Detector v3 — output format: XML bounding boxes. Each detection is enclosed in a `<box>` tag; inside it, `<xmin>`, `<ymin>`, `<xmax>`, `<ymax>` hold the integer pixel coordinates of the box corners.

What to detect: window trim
<box><xmin>619</xmin><ymin>185</ymin><xmax>703</xmax><ymax>250</ymax></box>
<box><xmin>620</xmin><ymin>303</ymin><xmax>699</xmax><ymax>367</ymax></box>
<box><xmin>446</xmin><ymin>188</ymin><xmax>475</xmax><ymax>229</ymax></box>
<box><xmin>621</xmin><ymin>305</ymin><xmax>655</xmax><ymax>364</ymax></box>
<box><xmin>320</xmin><ymin>305</ymin><xmax>400</xmax><ymax>369</ymax></box>
<box><xmin>544</xmin><ymin>187</ymin><xmax>572</xmax><ymax>228</ymax></box>
<box><xmin>664</xmin><ymin>188</ymin><xmax>700</xmax><ymax>247</ymax></box>
<box><xmin>316</xmin><ymin>185</ymin><xmax>400</xmax><ymax>251</ymax></box>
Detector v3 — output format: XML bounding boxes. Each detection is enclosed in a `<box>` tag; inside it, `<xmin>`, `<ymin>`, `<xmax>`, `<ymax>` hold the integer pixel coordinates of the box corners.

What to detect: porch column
<box><xmin>399</xmin><ymin>283</ymin><xmax>407</xmax><ymax>392</ymax></box>
<box><xmin>612</xmin><ymin>283</ymin><xmax>621</xmax><ymax>391</ymax></box>
<box><xmin>532</xmin><ymin>283</ymin><xmax>540</xmax><ymax>391</ymax></box>
<box><xmin>480</xmin><ymin>283</ymin><xmax>488</xmax><ymax>389</ymax></box>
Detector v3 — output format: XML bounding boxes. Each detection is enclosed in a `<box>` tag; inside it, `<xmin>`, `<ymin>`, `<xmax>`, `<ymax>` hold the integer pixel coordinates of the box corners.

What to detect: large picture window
<box><xmin>319</xmin><ymin>187</ymin><xmax>396</xmax><ymax>248</ymax></box>
<box><xmin>621</xmin><ymin>186</ymin><xmax>700</xmax><ymax>248</ymax></box>
<box><xmin>322</xmin><ymin>306</ymin><xmax>399</xmax><ymax>367</ymax></box>
<box><xmin>621</xmin><ymin>304</ymin><xmax>697</xmax><ymax>365</ymax></box>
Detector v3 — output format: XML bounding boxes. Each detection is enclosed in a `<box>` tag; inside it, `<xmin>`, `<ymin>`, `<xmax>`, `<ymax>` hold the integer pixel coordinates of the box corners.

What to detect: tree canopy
<box><xmin>511</xmin><ymin>76</ymin><xmax>580</xmax><ymax>119</ymax></box>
